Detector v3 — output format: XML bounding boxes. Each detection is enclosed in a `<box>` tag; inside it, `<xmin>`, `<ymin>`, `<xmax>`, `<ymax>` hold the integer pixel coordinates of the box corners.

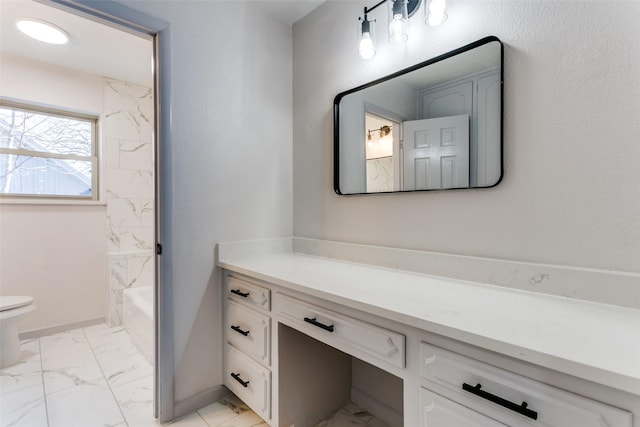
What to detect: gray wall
<box><xmin>293</xmin><ymin>0</ymin><xmax>640</xmax><ymax>273</ymax></box>
<box><xmin>113</xmin><ymin>0</ymin><xmax>639</xmax><ymax>416</ymax></box>
<box><xmin>117</xmin><ymin>0</ymin><xmax>293</xmax><ymax>406</ymax></box>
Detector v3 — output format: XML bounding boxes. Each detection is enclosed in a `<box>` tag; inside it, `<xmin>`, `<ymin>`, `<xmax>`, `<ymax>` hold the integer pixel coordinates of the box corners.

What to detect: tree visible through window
<box><xmin>0</xmin><ymin>101</ymin><xmax>98</xmax><ymax>200</ymax></box>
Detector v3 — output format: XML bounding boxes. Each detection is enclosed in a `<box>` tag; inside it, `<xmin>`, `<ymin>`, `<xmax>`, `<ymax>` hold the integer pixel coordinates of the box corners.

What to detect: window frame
<box><xmin>0</xmin><ymin>99</ymin><xmax>100</xmax><ymax>203</ymax></box>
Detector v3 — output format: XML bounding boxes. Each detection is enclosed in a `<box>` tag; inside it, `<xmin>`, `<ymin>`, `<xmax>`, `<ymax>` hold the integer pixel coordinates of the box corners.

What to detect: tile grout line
<box><xmin>89</xmin><ymin>326</ymin><xmax>155</xmax><ymax>389</ymax></box>
<box><xmin>195</xmin><ymin>410</ymin><xmax>213</xmax><ymax>427</ymax></box>
<box><xmin>37</xmin><ymin>337</ymin><xmax>51</xmax><ymax>427</ymax></box>
<box><xmin>82</xmin><ymin>326</ymin><xmax>131</xmax><ymax>427</ymax></box>
<box><xmin>23</xmin><ymin>325</ymin><xmax>261</xmax><ymax>427</ymax></box>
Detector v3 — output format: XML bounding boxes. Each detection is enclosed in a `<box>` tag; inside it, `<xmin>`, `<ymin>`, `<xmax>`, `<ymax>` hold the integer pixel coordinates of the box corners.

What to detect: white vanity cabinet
<box><xmin>218</xmin><ymin>247</ymin><xmax>640</xmax><ymax>427</ymax></box>
<box><xmin>223</xmin><ymin>273</ymin><xmax>273</xmax><ymax>423</ymax></box>
<box><xmin>420</xmin><ymin>388</ymin><xmax>508</xmax><ymax>426</ymax></box>
<box><xmin>419</xmin><ymin>343</ymin><xmax>632</xmax><ymax>427</ymax></box>
<box><xmin>277</xmin><ymin>293</ymin><xmax>405</xmax><ymax>370</ymax></box>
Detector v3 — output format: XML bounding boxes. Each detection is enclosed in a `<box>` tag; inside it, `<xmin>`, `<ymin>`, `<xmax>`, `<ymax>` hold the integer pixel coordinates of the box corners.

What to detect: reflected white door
<box><xmin>403</xmin><ymin>115</ymin><xmax>469</xmax><ymax>190</ymax></box>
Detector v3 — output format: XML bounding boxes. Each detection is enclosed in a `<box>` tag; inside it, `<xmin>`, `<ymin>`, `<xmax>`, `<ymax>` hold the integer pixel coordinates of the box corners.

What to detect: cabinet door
<box><xmin>226</xmin><ymin>300</ymin><xmax>270</xmax><ymax>365</ymax></box>
<box><xmin>226</xmin><ymin>274</ymin><xmax>271</xmax><ymax>311</ymax></box>
<box><xmin>225</xmin><ymin>345</ymin><xmax>271</xmax><ymax>421</ymax></box>
<box><xmin>278</xmin><ymin>293</ymin><xmax>405</xmax><ymax>369</ymax></box>
<box><xmin>420</xmin><ymin>342</ymin><xmax>633</xmax><ymax>427</ymax></box>
<box><xmin>421</xmin><ymin>388</ymin><xmax>507</xmax><ymax>427</ymax></box>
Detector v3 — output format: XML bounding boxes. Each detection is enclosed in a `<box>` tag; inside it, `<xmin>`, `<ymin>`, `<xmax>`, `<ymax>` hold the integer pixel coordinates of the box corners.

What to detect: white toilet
<box><xmin>0</xmin><ymin>296</ymin><xmax>36</xmax><ymax>368</ymax></box>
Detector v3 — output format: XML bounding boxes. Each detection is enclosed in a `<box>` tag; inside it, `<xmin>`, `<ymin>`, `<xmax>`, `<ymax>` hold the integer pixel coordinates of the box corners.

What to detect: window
<box><xmin>0</xmin><ymin>100</ymin><xmax>98</xmax><ymax>201</ymax></box>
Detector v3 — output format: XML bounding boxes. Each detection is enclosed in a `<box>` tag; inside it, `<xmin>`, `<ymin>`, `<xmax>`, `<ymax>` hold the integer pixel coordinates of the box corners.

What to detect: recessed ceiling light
<box><xmin>16</xmin><ymin>19</ymin><xmax>69</xmax><ymax>45</ymax></box>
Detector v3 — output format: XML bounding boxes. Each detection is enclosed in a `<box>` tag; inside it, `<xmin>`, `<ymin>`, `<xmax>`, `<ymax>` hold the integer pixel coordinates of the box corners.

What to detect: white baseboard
<box><xmin>173</xmin><ymin>385</ymin><xmax>230</xmax><ymax>420</ymax></box>
<box><xmin>19</xmin><ymin>316</ymin><xmax>105</xmax><ymax>340</ymax></box>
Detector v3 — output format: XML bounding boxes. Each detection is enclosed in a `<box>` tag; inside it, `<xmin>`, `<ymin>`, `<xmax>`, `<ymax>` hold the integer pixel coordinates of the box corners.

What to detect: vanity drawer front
<box><xmin>226</xmin><ymin>300</ymin><xmax>270</xmax><ymax>365</ymax></box>
<box><xmin>225</xmin><ymin>344</ymin><xmax>271</xmax><ymax>421</ymax></box>
<box><xmin>226</xmin><ymin>274</ymin><xmax>271</xmax><ymax>311</ymax></box>
<box><xmin>420</xmin><ymin>342</ymin><xmax>632</xmax><ymax>427</ymax></box>
<box><xmin>420</xmin><ymin>388</ymin><xmax>507</xmax><ymax>427</ymax></box>
<box><xmin>278</xmin><ymin>294</ymin><xmax>405</xmax><ymax>369</ymax></box>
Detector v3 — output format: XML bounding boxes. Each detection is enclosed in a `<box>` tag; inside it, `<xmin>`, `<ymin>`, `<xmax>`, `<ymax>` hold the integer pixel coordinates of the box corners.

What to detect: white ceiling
<box><xmin>0</xmin><ymin>0</ymin><xmax>325</xmax><ymax>89</ymax></box>
<box><xmin>0</xmin><ymin>0</ymin><xmax>153</xmax><ymax>87</ymax></box>
<box><xmin>254</xmin><ymin>0</ymin><xmax>325</xmax><ymax>25</ymax></box>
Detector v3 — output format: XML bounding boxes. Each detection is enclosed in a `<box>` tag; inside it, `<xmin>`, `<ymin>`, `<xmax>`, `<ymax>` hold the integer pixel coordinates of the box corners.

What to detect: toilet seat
<box><xmin>0</xmin><ymin>296</ymin><xmax>34</xmax><ymax>312</ymax></box>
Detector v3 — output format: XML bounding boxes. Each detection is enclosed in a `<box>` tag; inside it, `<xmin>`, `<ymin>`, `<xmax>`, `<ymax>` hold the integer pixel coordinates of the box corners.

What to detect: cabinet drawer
<box><xmin>420</xmin><ymin>342</ymin><xmax>632</xmax><ymax>427</ymax></box>
<box><xmin>226</xmin><ymin>300</ymin><xmax>270</xmax><ymax>365</ymax></box>
<box><xmin>225</xmin><ymin>344</ymin><xmax>271</xmax><ymax>421</ymax></box>
<box><xmin>421</xmin><ymin>388</ymin><xmax>507</xmax><ymax>427</ymax></box>
<box><xmin>278</xmin><ymin>294</ymin><xmax>405</xmax><ymax>369</ymax></box>
<box><xmin>226</xmin><ymin>274</ymin><xmax>271</xmax><ymax>311</ymax></box>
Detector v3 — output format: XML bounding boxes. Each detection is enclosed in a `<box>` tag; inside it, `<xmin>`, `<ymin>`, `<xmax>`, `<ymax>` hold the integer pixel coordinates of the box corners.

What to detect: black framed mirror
<box><xmin>334</xmin><ymin>36</ymin><xmax>503</xmax><ymax>195</ymax></box>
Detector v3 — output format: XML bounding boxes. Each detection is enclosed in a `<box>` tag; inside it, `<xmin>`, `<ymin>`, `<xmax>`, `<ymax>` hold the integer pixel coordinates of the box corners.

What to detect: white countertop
<box><xmin>217</xmin><ymin>251</ymin><xmax>640</xmax><ymax>396</ymax></box>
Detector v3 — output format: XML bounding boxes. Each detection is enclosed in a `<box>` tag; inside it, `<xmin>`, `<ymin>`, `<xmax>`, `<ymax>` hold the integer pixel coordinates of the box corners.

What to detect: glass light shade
<box><xmin>388</xmin><ymin>0</ymin><xmax>409</xmax><ymax>44</ymax></box>
<box><xmin>425</xmin><ymin>0</ymin><xmax>447</xmax><ymax>26</ymax></box>
<box><xmin>16</xmin><ymin>19</ymin><xmax>69</xmax><ymax>44</ymax></box>
<box><xmin>359</xmin><ymin>17</ymin><xmax>376</xmax><ymax>59</ymax></box>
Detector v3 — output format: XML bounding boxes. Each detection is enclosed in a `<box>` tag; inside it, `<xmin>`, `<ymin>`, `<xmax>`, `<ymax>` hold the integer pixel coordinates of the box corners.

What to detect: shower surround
<box><xmin>103</xmin><ymin>78</ymin><xmax>155</xmax><ymax>327</ymax></box>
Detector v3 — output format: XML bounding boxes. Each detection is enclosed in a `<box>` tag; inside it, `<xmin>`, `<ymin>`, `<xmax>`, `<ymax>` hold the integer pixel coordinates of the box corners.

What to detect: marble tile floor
<box><xmin>0</xmin><ymin>324</ymin><xmax>267</xmax><ymax>427</ymax></box>
<box><xmin>0</xmin><ymin>323</ymin><xmax>388</xmax><ymax>427</ymax></box>
<box><xmin>313</xmin><ymin>402</ymin><xmax>389</xmax><ymax>427</ymax></box>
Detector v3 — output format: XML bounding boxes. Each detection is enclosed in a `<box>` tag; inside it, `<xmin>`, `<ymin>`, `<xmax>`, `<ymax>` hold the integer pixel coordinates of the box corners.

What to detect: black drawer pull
<box><xmin>462</xmin><ymin>383</ymin><xmax>538</xmax><ymax>420</ymax></box>
<box><xmin>231</xmin><ymin>372</ymin><xmax>249</xmax><ymax>388</ymax></box>
<box><xmin>304</xmin><ymin>317</ymin><xmax>334</xmax><ymax>332</ymax></box>
<box><xmin>230</xmin><ymin>289</ymin><xmax>249</xmax><ymax>298</ymax></box>
<box><xmin>231</xmin><ymin>325</ymin><xmax>250</xmax><ymax>336</ymax></box>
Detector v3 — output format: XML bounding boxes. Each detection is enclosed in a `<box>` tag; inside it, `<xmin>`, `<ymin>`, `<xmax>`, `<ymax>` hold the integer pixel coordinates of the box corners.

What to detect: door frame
<box><xmin>43</xmin><ymin>0</ymin><xmax>173</xmax><ymax>422</ymax></box>
<box><xmin>363</xmin><ymin>102</ymin><xmax>405</xmax><ymax>192</ymax></box>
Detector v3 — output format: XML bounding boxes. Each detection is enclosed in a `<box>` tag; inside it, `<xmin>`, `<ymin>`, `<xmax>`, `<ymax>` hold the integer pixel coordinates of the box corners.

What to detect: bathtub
<box><xmin>122</xmin><ymin>286</ymin><xmax>154</xmax><ymax>365</ymax></box>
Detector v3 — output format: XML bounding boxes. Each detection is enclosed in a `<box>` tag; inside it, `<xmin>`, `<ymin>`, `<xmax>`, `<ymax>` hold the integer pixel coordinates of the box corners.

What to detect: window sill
<box><xmin>0</xmin><ymin>197</ymin><xmax>106</xmax><ymax>206</ymax></box>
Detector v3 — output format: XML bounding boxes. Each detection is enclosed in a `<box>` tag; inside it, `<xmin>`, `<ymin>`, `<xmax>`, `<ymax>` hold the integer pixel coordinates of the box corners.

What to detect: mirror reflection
<box><xmin>334</xmin><ymin>36</ymin><xmax>503</xmax><ymax>195</ymax></box>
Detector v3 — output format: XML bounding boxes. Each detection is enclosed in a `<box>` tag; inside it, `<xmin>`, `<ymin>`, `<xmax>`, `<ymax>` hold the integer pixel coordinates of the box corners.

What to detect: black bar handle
<box><xmin>304</xmin><ymin>317</ymin><xmax>334</xmax><ymax>332</ymax></box>
<box><xmin>231</xmin><ymin>325</ymin><xmax>250</xmax><ymax>336</ymax></box>
<box><xmin>462</xmin><ymin>383</ymin><xmax>538</xmax><ymax>420</ymax></box>
<box><xmin>231</xmin><ymin>372</ymin><xmax>249</xmax><ymax>388</ymax></box>
<box><xmin>230</xmin><ymin>289</ymin><xmax>249</xmax><ymax>298</ymax></box>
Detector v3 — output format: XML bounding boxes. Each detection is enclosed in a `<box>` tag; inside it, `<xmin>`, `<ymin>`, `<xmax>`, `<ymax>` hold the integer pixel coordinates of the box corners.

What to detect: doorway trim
<box><xmin>44</xmin><ymin>0</ymin><xmax>174</xmax><ymax>422</ymax></box>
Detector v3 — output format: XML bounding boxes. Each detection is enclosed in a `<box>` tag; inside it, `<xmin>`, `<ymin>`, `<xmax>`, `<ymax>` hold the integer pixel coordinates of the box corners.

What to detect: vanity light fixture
<box><xmin>425</xmin><ymin>0</ymin><xmax>447</xmax><ymax>26</ymax></box>
<box><xmin>378</xmin><ymin>125</ymin><xmax>392</xmax><ymax>138</ymax></box>
<box><xmin>358</xmin><ymin>0</ymin><xmax>447</xmax><ymax>59</ymax></box>
<box><xmin>358</xmin><ymin>14</ymin><xmax>376</xmax><ymax>60</ymax></box>
<box><xmin>367</xmin><ymin>125</ymin><xmax>392</xmax><ymax>139</ymax></box>
<box><xmin>16</xmin><ymin>19</ymin><xmax>69</xmax><ymax>45</ymax></box>
<box><xmin>367</xmin><ymin>125</ymin><xmax>392</xmax><ymax>147</ymax></box>
<box><xmin>388</xmin><ymin>0</ymin><xmax>409</xmax><ymax>44</ymax></box>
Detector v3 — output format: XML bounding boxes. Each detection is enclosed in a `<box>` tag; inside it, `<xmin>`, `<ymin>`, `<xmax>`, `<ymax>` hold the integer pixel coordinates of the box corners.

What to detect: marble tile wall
<box><xmin>366</xmin><ymin>157</ymin><xmax>393</xmax><ymax>193</ymax></box>
<box><xmin>106</xmin><ymin>251</ymin><xmax>154</xmax><ymax>327</ymax></box>
<box><xmin>103</xmin><ymin>78</ymin><xmax>155</xmax><ymax>326</ymax></box>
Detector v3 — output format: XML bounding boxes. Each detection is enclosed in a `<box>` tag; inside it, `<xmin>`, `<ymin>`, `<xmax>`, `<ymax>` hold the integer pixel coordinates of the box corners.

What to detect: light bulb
<box><xmin>16</xmin><ymin>19</ymin><xmax>69</xmax><ymax>44</ymax></box>
<box><xmin>388</xmin><ymin>0</ymin><xmax>408</xmax><ymax>44</ymax></box>
<box><xmin>389</xmin><ymin>15</ymin><xmax>408</xmax><ymax>44</ymax></box>
<box><xmin>426</xmin><ymin>0</ymin><xmax>447</xmax><ymax>26</ymax></box>
<box><xmin>359</xmin><ymin>16</ymin><xmax>376</xmax><ymax>60</ymax></box>
<box><xmin>359</xmin><ymin>32</ymin><xmax>375</xmax><ymax>59</ymax></box>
